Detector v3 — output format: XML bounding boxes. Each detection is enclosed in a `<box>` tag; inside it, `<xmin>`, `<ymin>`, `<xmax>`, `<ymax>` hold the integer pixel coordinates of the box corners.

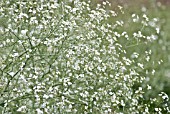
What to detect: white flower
<box><xmin>139</xmin><ymin>87</ymin><xmax>143</xmax><ymax>91</ymax></box>
<box><xmin>9</xmin><ymin>72</ymin><xmax>15</xmax><ymax>76</ymax></box>
<box><xmin>155</xmin><ymin>108</ymin><xmax>159</xmax><ymax>112</ymax></box>
<box><xmin>132</xmin><ymin>14</ymin><xmax>136</xmax><ymax>17</ymax></box>
<box><xmin>21</xmin><ymin>29</ymin><xmax>28</xmax><ymax>35</ymax></box>
<box><xmin>143</xmin><ymin>14</ymin><xmax>149</xmax><ymax>21</ymax></box>
<box><xmin>152</xmin><ymin>69</ymin><xmax>155</xmax><ymax>75</ymax></box>
<box><xmin>26</xmin><ymin>54</ymin><xmax>30</xmax><ymax>58</ymax></box>
<box><xmin>17</xmin><ymin>106</ymin><xmax>27</xmax><ymax>112</ymax></box>
<box><xmin>12</xmin><ymin>52</ymin><xmax>19</xmax><ymax>57</ymax></box>
<box><xmin>137</xmin><ymin>63</ymin><xmax>144</xmax><ymax>69</ymax></box>
<box><xmin>121</xmin><ymin>100</ymin><xmax>125</xmax><ymax>106</ymax></box>
<box><xmin>156</xmin><ymin>27</ymin><xmax>160</xmax><ymax>34</ymax></box>
<box><xmin>147</xmin><ymin>85</ymin><xmax>152</xmax><ymax>90</ymax></box>
<box><xmin>36</xmin><ymin>108</ymin><xmax>43</xmax><ymax>114</ymax></box>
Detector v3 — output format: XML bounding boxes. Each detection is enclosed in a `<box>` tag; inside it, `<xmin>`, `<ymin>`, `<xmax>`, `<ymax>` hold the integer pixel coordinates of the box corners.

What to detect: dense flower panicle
<box><xmin>0</xmin><ymin>0</ymin><xmax>169</xmax><ymax>114</ymax></box>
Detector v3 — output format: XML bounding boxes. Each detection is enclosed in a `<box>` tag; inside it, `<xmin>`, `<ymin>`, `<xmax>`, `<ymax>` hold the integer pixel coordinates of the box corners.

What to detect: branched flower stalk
<box><xmin>0</xmin><ymin>0</ymin><xmax>169</xmax><ymax>113</ymax></box>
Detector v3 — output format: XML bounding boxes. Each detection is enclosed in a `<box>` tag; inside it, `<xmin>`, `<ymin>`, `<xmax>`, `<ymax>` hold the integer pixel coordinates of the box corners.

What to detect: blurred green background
<box><xmin>93</xmin><ymin>0</ymin><xmax>170</xmax><ymax>100</ymax></box>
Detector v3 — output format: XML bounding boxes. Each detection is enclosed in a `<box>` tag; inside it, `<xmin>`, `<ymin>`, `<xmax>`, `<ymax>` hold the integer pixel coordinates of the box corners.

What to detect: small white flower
<box><xmin>13</xmin><ymin>52</ymin><xmax>19</xmax><ymax>57</ymax></box>
<box><xmin>21</xmin><ymin>29</ymin><xmax>28</xmax><ymax>35</ymax></box>
<box><xmin>152</xmin><ymin>69</ymin><xmax>155</xmax><ymax>75</ymax></box>
<box><xmin>143</xmin><ymin>14</ymin><xmax>149</xmax><ymax>21</ymax></box>
<box><xmin>138</xmin><ymin>63</ymin><xmax>144</xmax><ymax>69</ymax></box>
<box><xmin>69</xmin><ymin>104</ymin><xmax>72</xmax><ymax>109</ymax></box>
<box><xmin>132</xmin><ymin>14</ymin><xmax>136</xmax><ymax>17</ymax></box>
<box><xmin>147</xmin><ymin>85</ymin><xmax>152</xmax><ymax>90</ymax></box>
<box><xmin>36</xmin><ymin>108</ymin><xmax>43</xmax><ymax>114</ymax></box>
<box><xmin>162</xmin><ymin>95</ymin><xmax>169</xmax><ymax>100</ymax></box>
<box><xmin>155</xmin><ymin>108</ymin><xmax>159</xmax><ymax>112</ymax></box>
<box><xmin>139</xmin><ymin>87</ymin><xmax>143</xmax><ymax>91</ymax></box>
<box><xmin>26</xmin><ymin>54</ymin><xmax>30</xmax><ymax>58</ymax></box>
<box><xmin>9</xmin><ymin>72</ymin><xmax>15</xmax><ymax>76</ymax></box>
<box><xmin>156</xmin><ymin>27</ymin><xmax>160</xmax><ymax>34</ymax></box>
<box><xmin>17</xmin><ymin>106</ymin><xmax>26</xmax><ymax>112</ymax></box>
<box><xmin>6</xmin><ymin>39</ymin><xmax>10</xmax><ymax>43</ymax></box>
<box><xmin>121</xmin><ymin>100</ymin><xmax>125</xmax><ymax>106</ymax></box>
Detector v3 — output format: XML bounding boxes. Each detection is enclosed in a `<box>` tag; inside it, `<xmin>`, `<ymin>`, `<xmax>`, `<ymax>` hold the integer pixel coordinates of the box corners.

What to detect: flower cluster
<box><xmin>0</xmin><ymin>0</ymin><xmax>169</xmax><ymax>113</ymax></box>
